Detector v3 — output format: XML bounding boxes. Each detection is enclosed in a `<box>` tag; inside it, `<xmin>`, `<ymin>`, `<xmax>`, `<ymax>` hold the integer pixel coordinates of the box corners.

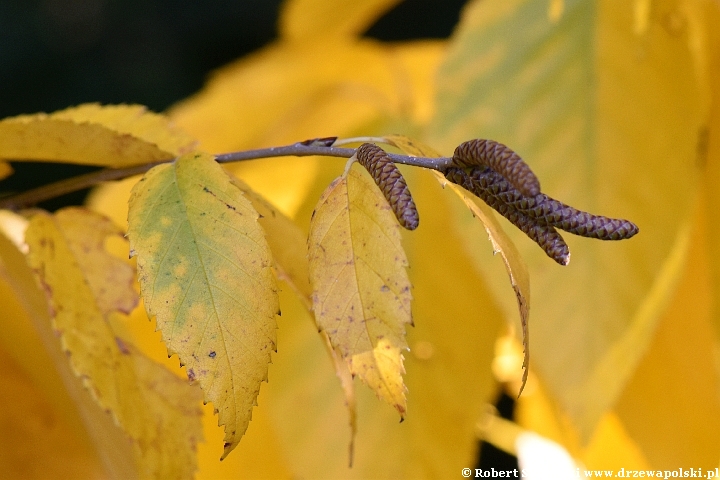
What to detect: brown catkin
<box><xmin>452</xmin><ymin>139</ymin><xmax>541</xmax><ymax>197</ymax></box>
<box><xmin>355</xmin><ymin>143</ymin><xmax>419</xmax><ymax>230</ymax></box>
<box><xmin>444</xmin><ymin>167</ymin><xmax>570</xmax><ymax>265</ymax></box>
<box><xmin>467</xmin><ymin>167</ymin><xmax>639</xmax><ymax>240</ymax></box>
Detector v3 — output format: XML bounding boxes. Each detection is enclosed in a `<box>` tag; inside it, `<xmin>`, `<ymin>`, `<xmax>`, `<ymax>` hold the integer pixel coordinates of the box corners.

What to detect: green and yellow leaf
<box><xmin>308</xmin><ymin>163</ymin><xmax>412</xmax><ymax>415</ymax></box>
<box><xmin>127</xmin><ymin>151</ymin><xmax>279</xmax><ymax>459</ymax></box>
<box><xmin>0</xmin><ymin>103</ymin><xmax>195</xmax><ymax>167</ymax></box>
<box><xmin>25</xmin><ymin>207</ymin><xmax>203</xmax><ymax>479</ymax></box>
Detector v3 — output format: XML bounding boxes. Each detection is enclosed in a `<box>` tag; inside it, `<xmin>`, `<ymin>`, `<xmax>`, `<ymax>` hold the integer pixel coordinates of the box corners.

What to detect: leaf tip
<box><xmin>517</xmin><ymin>368</ymin><xmax>529</xmax><ymax>399</ymax></box>
<box><xmin>220</xmin><ymin>443</ymin><xmax>232</xmax><ymax>462</ymax></box>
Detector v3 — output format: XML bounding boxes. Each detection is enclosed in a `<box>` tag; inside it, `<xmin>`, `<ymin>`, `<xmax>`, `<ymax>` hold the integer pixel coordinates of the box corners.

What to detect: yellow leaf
<box><xmin>384</xmin><ymin>41</ymin><xmax>447</xmax><ymax>126</ymax></box>
<box><xmin>308</xmin><ymin>164</ymin><xmax>412</xmax><ymax>415</ymax></box>
<box><xmin>59</xmin><ymin>209</ymin><xmax>137</xmax><ymax>315</ymax></box>
<box><xmin>279</xmin><ymin>0</ymin><xmax>401</xmax><ymax>40</ymax></box>
<box><xmin>230</xmin><ymin>176</ymin><xmax>312</xmax><ymax>305</ymax></box>
<box><xmin>167</xmin><ymin>39</ymin><xmax>407</xmax><ymax>216</ymax></box>
<box><xmin>380</xmin><ymin>133</ymin><xmax>445</xmax><ymax>158</ymax></box>
<box><xmin>429</xmin><ymin>0</ymin><xmax>706</xmax><ymax>437</ymax></box>
<box><xmin>616</xmin><ymin>202</ymin><xmax>720</xmax><ymax>469</ymax></box>
<box><xmin>514</xmin><ymin>377</ymin><xmax>650</xmax><ymax>470</ymax></box>
<box><xmin>169</xmin><ymin>40</ymin><xmax>399</xmax><ymax>153</ymax></box>
<box><xmin>349</xmin><ymin>339</ymin><xmax>406</xmax><ymax>415</ymax></box>
<box><xmin>258</xmin><ymin>169</ymin><xmax>504</xmax><ymax>478</ymax></box>
<box><xmin>699</xmin><ymin>1</ymin><xmax>720</xmax><ymax>358</ymax></box>
<box><xmin>0</xmin><ymin>344</ymin><xmax>107</xmax><ymax>479</ymax></box>
<box><xmin>228</xmin><ymin>175</ymin><xmax>359</xmax><ymax>461</ymax></box>
<box><xmin>581</xmin><ymin>413</ymin><xmax>649</xmax><ymax>471</ymax></box>
<box><xmin>0</xmin><ymin>222</ymin><xmax>143</xmax><ymax>479</ymax></box>
<box><xmin>85</xmin><ymin>174</ymin><xmax>141</xmax><ymax>231</ymax></box>
<box><xmin>87</xmin><ymin>167</ymin><xmax>360</xmax><ymax>466</ymax></box>
<box><xmin>434</xmin><ymin>170</ymin><xmax>532</xmax><ymax>392</ymax></box>
<box><xmin>25</xmin><ymin>208</ymin><xmax>203</xmax><ymax>479</ymax></box>
<box><xmin>127</xmin><ymin>151</ymin><xmax>279</xmax><ymax>459</ymax></box>
<box><xmin>168</xmin><ymin>37</ymin><xmax>444</xmax><ymax>218</ymax></box>
<box><xmin>0</xmin><ymin>229</ymin><xmax>113</xmax><ymax>478</ymax></box>
<box><xmin>383</xmin><ymin>133</ymin><xmax>531</xmax><ymax>394</ymax></box>
<box><xmin>169</xmin><ymin>37</ymin><xmax>444</xmax><ymax>153</ymax></box>
<box><xmin>0</xmin><ymin>103</ymin><xmax>196</xmax><ymax>167</ymax></box>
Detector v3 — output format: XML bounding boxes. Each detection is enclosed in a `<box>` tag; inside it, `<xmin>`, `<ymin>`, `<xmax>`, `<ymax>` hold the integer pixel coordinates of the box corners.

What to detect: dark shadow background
<box><xmin>0</xmin><ymin>0</ymin><xmax>468</xmax><ymax>209</ymax></box>
<box><xmin>1</xmin><ymin>0</ymin><xmax>517</xmax><ymax>469</ymax></box>
<box><xmin>1</xmin><ymin>0</ymin><xmax>468</xmax><ymax>117</ymax></box>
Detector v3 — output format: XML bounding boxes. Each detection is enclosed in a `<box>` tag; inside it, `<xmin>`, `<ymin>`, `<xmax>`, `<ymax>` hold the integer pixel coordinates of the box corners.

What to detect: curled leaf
<box><xmin>432</xmin><ymin>169</ymin><xmax>531</xmax><ymax>395</ymax></box>
<box><xmin>355</xmin><ymin>142</ymin><xmax>419</xmax><ymax>230</ymax></box>
<box><xmin>382</xmin><ymin>134</ymin><xmax>532</xmax><ymax>394</ymax></box>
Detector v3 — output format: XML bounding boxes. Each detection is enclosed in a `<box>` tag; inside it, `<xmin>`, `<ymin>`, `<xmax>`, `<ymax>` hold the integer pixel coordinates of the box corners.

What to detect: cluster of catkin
<box><xmin>354</xmin><ymin>141</ymin><xmax>639</xmax><ymax>265</ymax></box>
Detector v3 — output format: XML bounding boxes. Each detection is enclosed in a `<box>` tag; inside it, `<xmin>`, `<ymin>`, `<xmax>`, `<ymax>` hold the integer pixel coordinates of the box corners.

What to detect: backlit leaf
<box><xmin>0</xmin><ymin>228</ymin><xmax>114</xmax><ymax>478</ymax></box>
<box><xmin>429</xmin><ymin>0</ymin><xmax>705</xmax><ymax>437</ymax></box>
<box><xmin>0</xmin><ymin>344</ymin><xmax>108</xmax><ymax>479</ymax></box>
<box><xmin>168</xmin><ymin>38</ymin><xmax>444</xmax><ymax>217</ymax></box>
<box><xmin>308</xmin><ymin>163</ymin><xmax>412</xmax><ymax>415</ymax></box>
<box><xmin>25</xmin><ymin>208</ymin><xmax>203</xmax><ymax>479</ymax></box>
<box><xmin>698</xmin><ymin>4</ymin><xmax>720</xmax><ymax>370</ymax></box>
<box><xmin>616</xmin><ymin>203</ymin><xmax>720</xmax><ymax>469</ymax></box>
<box><xmin>127</xmin><ymin>151</ymin><xmax>279</xmax><ymax>459</ymax></box>
<box><xmin>0</xmin><ymin>103</ymin><xmax>195</xmax><ymax>167</ymax></box>
<box><xmin>0</xmin><ymin>218</ymin><xmax>146</xmax><ymax>480</ymax></box>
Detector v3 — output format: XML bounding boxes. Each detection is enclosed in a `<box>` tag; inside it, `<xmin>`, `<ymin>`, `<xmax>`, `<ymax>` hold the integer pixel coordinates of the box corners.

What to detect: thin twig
<box><xmin>0</xmin><ymin>142</ymin><xmax>451</xmax><ymax>210</ymax></box>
